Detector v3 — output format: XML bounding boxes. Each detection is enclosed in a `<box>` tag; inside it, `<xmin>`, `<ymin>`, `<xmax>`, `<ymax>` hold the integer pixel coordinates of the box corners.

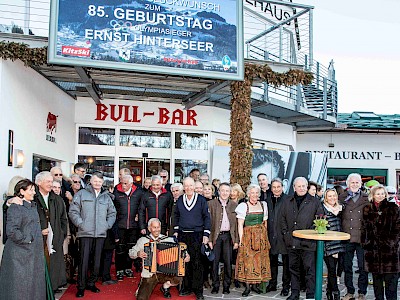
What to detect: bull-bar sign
<box><xmin>48</xmin><ymin>0</ymin><xmax>244</xmax><ymax>80</ymax></box>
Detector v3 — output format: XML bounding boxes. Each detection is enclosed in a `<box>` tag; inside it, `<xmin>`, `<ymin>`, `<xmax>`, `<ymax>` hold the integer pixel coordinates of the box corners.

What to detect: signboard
<box><xmin>48</xmin><ymin>0</ymin><xmax>244</xmax><ymax>80</ymax></box>
<box><xmin>212</xmin><ymin>146</ymin><xmax>327</xmax><ymax>195</ymax></box>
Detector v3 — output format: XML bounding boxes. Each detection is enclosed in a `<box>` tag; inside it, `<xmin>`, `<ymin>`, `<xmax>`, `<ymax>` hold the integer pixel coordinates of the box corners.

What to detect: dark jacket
<box><xmin>339</xmin><ymin>190</ymin><xmax>369</xmax><ymax>243</ymax></box>
<box><xmin>0</xmin><ymin>201</ymin><xmax>46</xmax><ymax>300</ymax></box>
<box><xmin>361</xmin><ymin>199</ymin><xmax>400</xmax><ymax>274</ymax></box>
<box><xmin>208</xmin><ymin>198</ymin><xmax>238</xmax><ymax>245</ymax></box>
<box><xmin>281</xmin><ymin>193</ymin><xmax>323</xmax><ymax>251</ymax></box>
<box><xmin>139</xmin><ymin>188</ymin><xmax>172</xmax><ymax>231</ymax></box>
<box><xmin>113</xmin><ymin>184</ymin><xmax>142</xmax><ymax>230</ymax></box>
<box><xmin>322</xmin><ymin>204</ymin><xmax>345</xmax><ymax>256</ymax></box>
<box><xmin>266</xmin><ymin>192</ymin><xmax>290</xmax><ymax>255</ymax></box>
<box><xmin>69</xmin><ymin>186</ymin><xmax>116</xmax><ymax>238</ymax></box>
<box><xmin>34</xmin><ymin>189</ymin><xmax>68</xmax><ymax>290</ymax></box>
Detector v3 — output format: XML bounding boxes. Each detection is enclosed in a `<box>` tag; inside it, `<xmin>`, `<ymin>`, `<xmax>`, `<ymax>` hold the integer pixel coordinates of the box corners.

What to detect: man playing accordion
<box><xmin>129</xmin><ymin>218</ymin><xmax>190</xmax><ymax>299</ymax></box>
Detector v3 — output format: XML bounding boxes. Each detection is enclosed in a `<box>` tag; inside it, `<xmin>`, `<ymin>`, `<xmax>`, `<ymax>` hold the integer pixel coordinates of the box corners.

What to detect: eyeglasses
<box><xmin>54</xmin><ymin>173</ymin><xmax>63</xmax><ymax>176</ymax></box>
<box><xmin>73</xmin><ymin>180</ymin><xmax>80</xmax><ymax>184</ymax></box>
<box><xmin>160</xmin><ymin>175</ymin><xmax>167</xmax><ymax>178</ymax></box>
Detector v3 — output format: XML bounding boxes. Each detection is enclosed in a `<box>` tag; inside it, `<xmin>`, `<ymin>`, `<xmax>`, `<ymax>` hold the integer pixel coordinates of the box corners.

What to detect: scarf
<box><xmin>323</xmin><ymin>202</ymin><xmax>342</xmax><ymax>216</ymax></box>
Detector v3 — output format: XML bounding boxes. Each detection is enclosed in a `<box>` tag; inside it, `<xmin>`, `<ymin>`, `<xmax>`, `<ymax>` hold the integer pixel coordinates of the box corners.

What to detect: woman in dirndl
<box><xmin>235</xmin><ymin>184</ymin><xmax>271</xmax><ymax>297</ymax></box>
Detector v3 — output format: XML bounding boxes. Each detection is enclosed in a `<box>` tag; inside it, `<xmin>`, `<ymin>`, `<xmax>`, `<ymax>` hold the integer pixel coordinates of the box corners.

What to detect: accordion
<box><xmin>143</xmin><ymin>241</ymin><xmax>187</xmax><ymax>276</ymax></box>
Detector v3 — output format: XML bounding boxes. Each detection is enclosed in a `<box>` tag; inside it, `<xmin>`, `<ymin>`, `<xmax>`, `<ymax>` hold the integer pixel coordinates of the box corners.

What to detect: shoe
<box><xmin>203</xmin><ymin>281</ymin><xmax>211</xmax><ymax>289</ymax></box>
<box><xmin>102</xmin><ymin>280</ymin><xmax>118</xmax><ymax>285</ymax></box>
<box><xmin>222</xmin><ymin>288</ymin><xmax>230</xmax><ymax>294</ymax></box>
<box><xmin>251</xmin><ymin>284</ymin><xmax>261</xmax><ymax>294</ymax></box>
<box><xmin>301</xmin><ymin>286</ymin><xmax>307</xmax><ymax>292</ymax></box>
<box><xmin>327</xmin><ymin>290</ymin><xmax>333</xmax><ymax>300</ymax></box>
<box><xmin>281</xmin><ymin>289</ymin><xmax>290</xmax><ymax>296</ymax></box>
<box><xmin>116</xmin><ymin>270</ymin><xmax>124</xmax><ymax>281</ymax></box>
<box><xmin>333</xmin><ymin>291</ymin><xmax>340</xmax><ymax>300</ymax></box>
<box><xmin>234</xmin><ymin>279</ymin><xmax>240</xmax><ymax>288</ymax></box>
<box><xmin>195</xmin><ymin>293</ymin><xmax>204</xmax><ymax>300</ymax></box>
<box><xmin>341</xmin><ymin>293</ymin><xmax>355</xmax><ymax>300</ymax></box>
<box><xmin>211</xmin><ymin>287</ymin><xmax>219</xmax><ymax>294</ymax></box>
<box><xmin>357</xmin><ymin>294</ymin><xmax>366</xmax><ymax>300</ymax></box>
<box><xmin>160</xmin><ymin>286</ymin><xmax>171</xmax><ymax>299</ymax></box>
<box><xmin>242</xmin><ymin>287</ymin><xmax>251</xmax><ymax>297</ymax></box>
<box><xmin>124</xmin><ymin>269</ymin><xmax>134</xmax><ymax>278</ymax></box>
<box><xmin>287</xmin><ymin>294</ymin><xmax>300</xmax><ymax>300</ymax></box>
<box><xmin>85</xmin><ymin>285</ymin><xmax>100</xmax><ymax>293</ymax></box>
<box><xmin>76</xmin><ymin>289</ymin><xmax>85</xmax><ymax>298</ymax></box>
<box><xmin>265</xmin><ymin>284</ymin><xmax>277</xmax><ymax>292</ymax></box>
<box><xmin>179</xmin><ymin>289</ymin><xmax>193</xmax><ymax>296</ymax></box>
<box><xmin>306</xmin><ymin>293</ymin><xmax>315</xmax><ymax>299</ymax></box>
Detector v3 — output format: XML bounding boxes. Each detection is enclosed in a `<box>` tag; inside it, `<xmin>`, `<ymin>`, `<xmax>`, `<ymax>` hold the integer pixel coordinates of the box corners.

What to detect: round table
<box><xmin>293</xmin><ymin>230</ymin><xmax>350</xmax><ymax>300</ymax></box>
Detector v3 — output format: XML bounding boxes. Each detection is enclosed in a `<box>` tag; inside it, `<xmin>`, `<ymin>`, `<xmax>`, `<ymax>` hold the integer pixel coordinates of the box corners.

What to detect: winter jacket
<box><xmin>339</xmin><ymin>190</ymin><xmax>369</xmax><ymax>243</ymax></box>
<box><xmin>266</xmin><ymin>192</ymin><xmax>290</xmax><ymax>255</ymax></box>
<box><xmin>69</xmin><ymin>186</ymin><xmax>116</xmax><ymax>238</ymax></box>
<box><xmin>280</xmin><ymin>193</ymin><xmax>323</xmax><ymax>251</ymax></box>
<box><xmin>322</xmin><ymin>204</ymin><xmax>345</xmax><ymax>256</ymax></box>
<box><xmin>113</xmin><ymin>184</ymin><xmax>142</xmax><ymax>229</ymax></box>
<box><xmin>361</xmin><ymin>199</ymin><xmax>400</xmax><ymax>274</ymax></box>
<box><xmin>139</xmin><ymin>188</ymin><xmax>172</xmax><ymax>232</ymax></box>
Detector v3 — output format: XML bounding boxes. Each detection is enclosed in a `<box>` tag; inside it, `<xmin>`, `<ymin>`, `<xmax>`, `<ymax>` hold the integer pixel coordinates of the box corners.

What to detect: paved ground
<box><xmin>56</xmin><ymin>261</ymin><xmax>400</xmax><ymax>300</ymax></box>
<box><xmin>202</xmin><ymin>267</ymin><xmax>399</xmax><ymax>300</ymax></box>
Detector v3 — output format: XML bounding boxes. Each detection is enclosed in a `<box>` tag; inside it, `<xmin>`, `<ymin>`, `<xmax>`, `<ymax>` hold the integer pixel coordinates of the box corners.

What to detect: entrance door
<box><xmin>119</xmin><ymin>157</ymin><xmax>170</xmax><ymax>186</ymax></box>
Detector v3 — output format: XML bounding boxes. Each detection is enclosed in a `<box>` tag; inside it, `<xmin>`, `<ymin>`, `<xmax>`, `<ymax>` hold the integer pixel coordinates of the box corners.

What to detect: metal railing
<box><xmin>243</xmin><ymin>1</ymin><xmax>337</xmax><ymax>119</ymax></box>
<box><xmin>0</xmin><ymin>0</ymin><xmax>50</xmax><ymax>36</ymax></box>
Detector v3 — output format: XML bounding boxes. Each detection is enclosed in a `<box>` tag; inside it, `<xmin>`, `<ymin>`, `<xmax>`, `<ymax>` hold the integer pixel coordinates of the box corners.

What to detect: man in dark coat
<box><xmin>339</xmin><ymin>173</ymin><xmax>370</xmax><ymax>300</ymax></box>
<box><xmin>113</xmin><ymin>174</ymin><xmax>142</xmax><ymax>281</ymax></box>
<box><xmin>281</xmin><ymin>177</ymin><xmax>323</xmax><ymax>300</ymax></box>
<box><xmin>265</xmin><ymin>178</ymin><xmax>291</xmax><ymax>296</ymax></box>
<box><xmin>34</xmin><ymin>171</ymin><xmax>68</xmax><ymax>294</ymax></box>
<box><xmin>139</xmin><ymin>175</ymin><xmax>172</xmax><ymax>235</ymax></box>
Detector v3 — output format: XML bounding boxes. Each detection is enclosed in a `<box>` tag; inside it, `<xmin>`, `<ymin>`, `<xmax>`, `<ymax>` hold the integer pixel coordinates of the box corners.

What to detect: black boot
<box><xmin>333</xmin><ymin>291</ymin><xmax>340</xmax><ymax>300</ymax></box>
<box><xmin>242</xmin><ymin>284</ymin><xmax>251</xmax><ymax>297</ymax></box>
<box><xmin>251</xmin><ymin>284</ymin><xmax>262</xmax><ymax>294</ymax></box>
<box><xmin>326</xmin><ymin>290</ymin><xmax>333</xmax><ymax>300</ymax></box>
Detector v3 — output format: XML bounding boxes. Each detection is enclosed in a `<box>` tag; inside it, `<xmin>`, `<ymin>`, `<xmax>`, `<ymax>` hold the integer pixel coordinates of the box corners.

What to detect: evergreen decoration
<box><xmin>229</xmin><ymin>63</ymin><xmax>313</xmax><ymax>190</ymax></box>
<box><xmin>0</xmin><ymin>42</ymin><xmax>47</xmax><ymax>67</ymax></box>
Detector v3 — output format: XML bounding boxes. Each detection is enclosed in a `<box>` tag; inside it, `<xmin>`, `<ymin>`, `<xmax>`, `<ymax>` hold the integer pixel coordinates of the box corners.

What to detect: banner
<box><xmin>48</xmin><ymin>0</ymin><xmax>244</xmax><ymax>80</ymax></box>
<box><xmin>212</xmin><ymin>146</ymin><xmax>327</xmax><ymax>195</ymax></box>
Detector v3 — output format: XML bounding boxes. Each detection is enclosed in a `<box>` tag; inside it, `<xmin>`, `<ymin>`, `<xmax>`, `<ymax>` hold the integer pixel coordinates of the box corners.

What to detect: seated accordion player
<box><xmin>143</xmin><ymin>238</ymin><xmax>188</xmax><ymax>276</ymax></box>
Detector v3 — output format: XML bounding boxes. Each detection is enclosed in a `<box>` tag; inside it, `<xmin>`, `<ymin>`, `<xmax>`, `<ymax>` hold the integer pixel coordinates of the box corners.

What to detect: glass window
<box><xmin>78</xmin><ymin>155</ymin><xmax>114</xmax><ymax>188</ymax></box>
<box><xmin>120</xmin><ymin>129</ymin><xmax>171</xmax><ymax>148</ymax></box>
<box><xmin>79</xmin><ymin>127</ymin><xmax>115</xmax><ymax>145</ymax></box>
<box><xmin>174</xmin><ymin>159</ymin><xmax>207</xmax><ymax>183</ymax></box>
<box><xmin>175</xmin><ymin>132</ymin><xmax>208</xmax><ymax>150</ymax></box>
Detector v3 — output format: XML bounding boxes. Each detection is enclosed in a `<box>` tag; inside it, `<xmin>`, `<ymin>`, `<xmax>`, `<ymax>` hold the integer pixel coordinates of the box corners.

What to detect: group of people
<box><xmin>0</xmin><ymin>165</ymin><xmax>399</xmax><ymax>300</ymax></box>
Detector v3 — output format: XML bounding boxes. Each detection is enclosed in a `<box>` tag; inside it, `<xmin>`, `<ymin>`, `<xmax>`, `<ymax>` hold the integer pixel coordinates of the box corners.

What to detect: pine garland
<box><xmin>0</xmin><ymin>41</ymin><xmax>47</xmax><ymax>67</ymax></box>
<box><xmin>229</xmin><ymin>63</ymin><xmax>313</xmax><ymax>190</ymax></box>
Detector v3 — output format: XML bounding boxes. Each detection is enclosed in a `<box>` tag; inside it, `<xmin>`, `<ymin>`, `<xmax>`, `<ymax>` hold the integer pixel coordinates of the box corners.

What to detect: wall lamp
<box><xmin>14</xmin><ymin>149</ymin><xmax>25</xmax><ymax>168</ymax></box>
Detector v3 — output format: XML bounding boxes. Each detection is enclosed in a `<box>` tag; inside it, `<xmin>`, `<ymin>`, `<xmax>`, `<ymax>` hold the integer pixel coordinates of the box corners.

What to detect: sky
<box><xmin>304</xmin><ymin>0</ymin><xmax>400</xmax><ymax>114</ymax></box>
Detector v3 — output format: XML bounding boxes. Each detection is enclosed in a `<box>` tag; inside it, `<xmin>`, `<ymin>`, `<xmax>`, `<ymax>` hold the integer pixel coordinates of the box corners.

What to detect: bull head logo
<box><xmin>46</xmin><ymin>112</ymin><xmax>58</xmax><ymax>134</ymax></box>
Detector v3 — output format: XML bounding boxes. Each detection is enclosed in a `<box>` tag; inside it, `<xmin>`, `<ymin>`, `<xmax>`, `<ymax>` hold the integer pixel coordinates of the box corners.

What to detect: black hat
<box><xmin>201</xmin><ymin>243</ymin><xmax>215</xmax><ymax>261</ymax></box>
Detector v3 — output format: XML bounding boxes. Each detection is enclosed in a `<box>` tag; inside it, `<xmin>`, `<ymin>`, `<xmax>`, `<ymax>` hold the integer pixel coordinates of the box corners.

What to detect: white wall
<box><xmin>0</xmin><ymin>59</ymin><xmax>76</xmax><ymax>197</ymax></box>
<box><xmin>297</xmin><ymin>132</ymin><xmax>400</xmax><ymax>187</ymax></box>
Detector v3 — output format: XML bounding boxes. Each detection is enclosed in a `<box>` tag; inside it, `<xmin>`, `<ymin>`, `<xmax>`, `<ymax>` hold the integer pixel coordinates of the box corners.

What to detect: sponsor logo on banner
<box><xmin>62</xmin><ymin>46</ymin><xmax>91</xmax><ymax>57</ymax></box>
